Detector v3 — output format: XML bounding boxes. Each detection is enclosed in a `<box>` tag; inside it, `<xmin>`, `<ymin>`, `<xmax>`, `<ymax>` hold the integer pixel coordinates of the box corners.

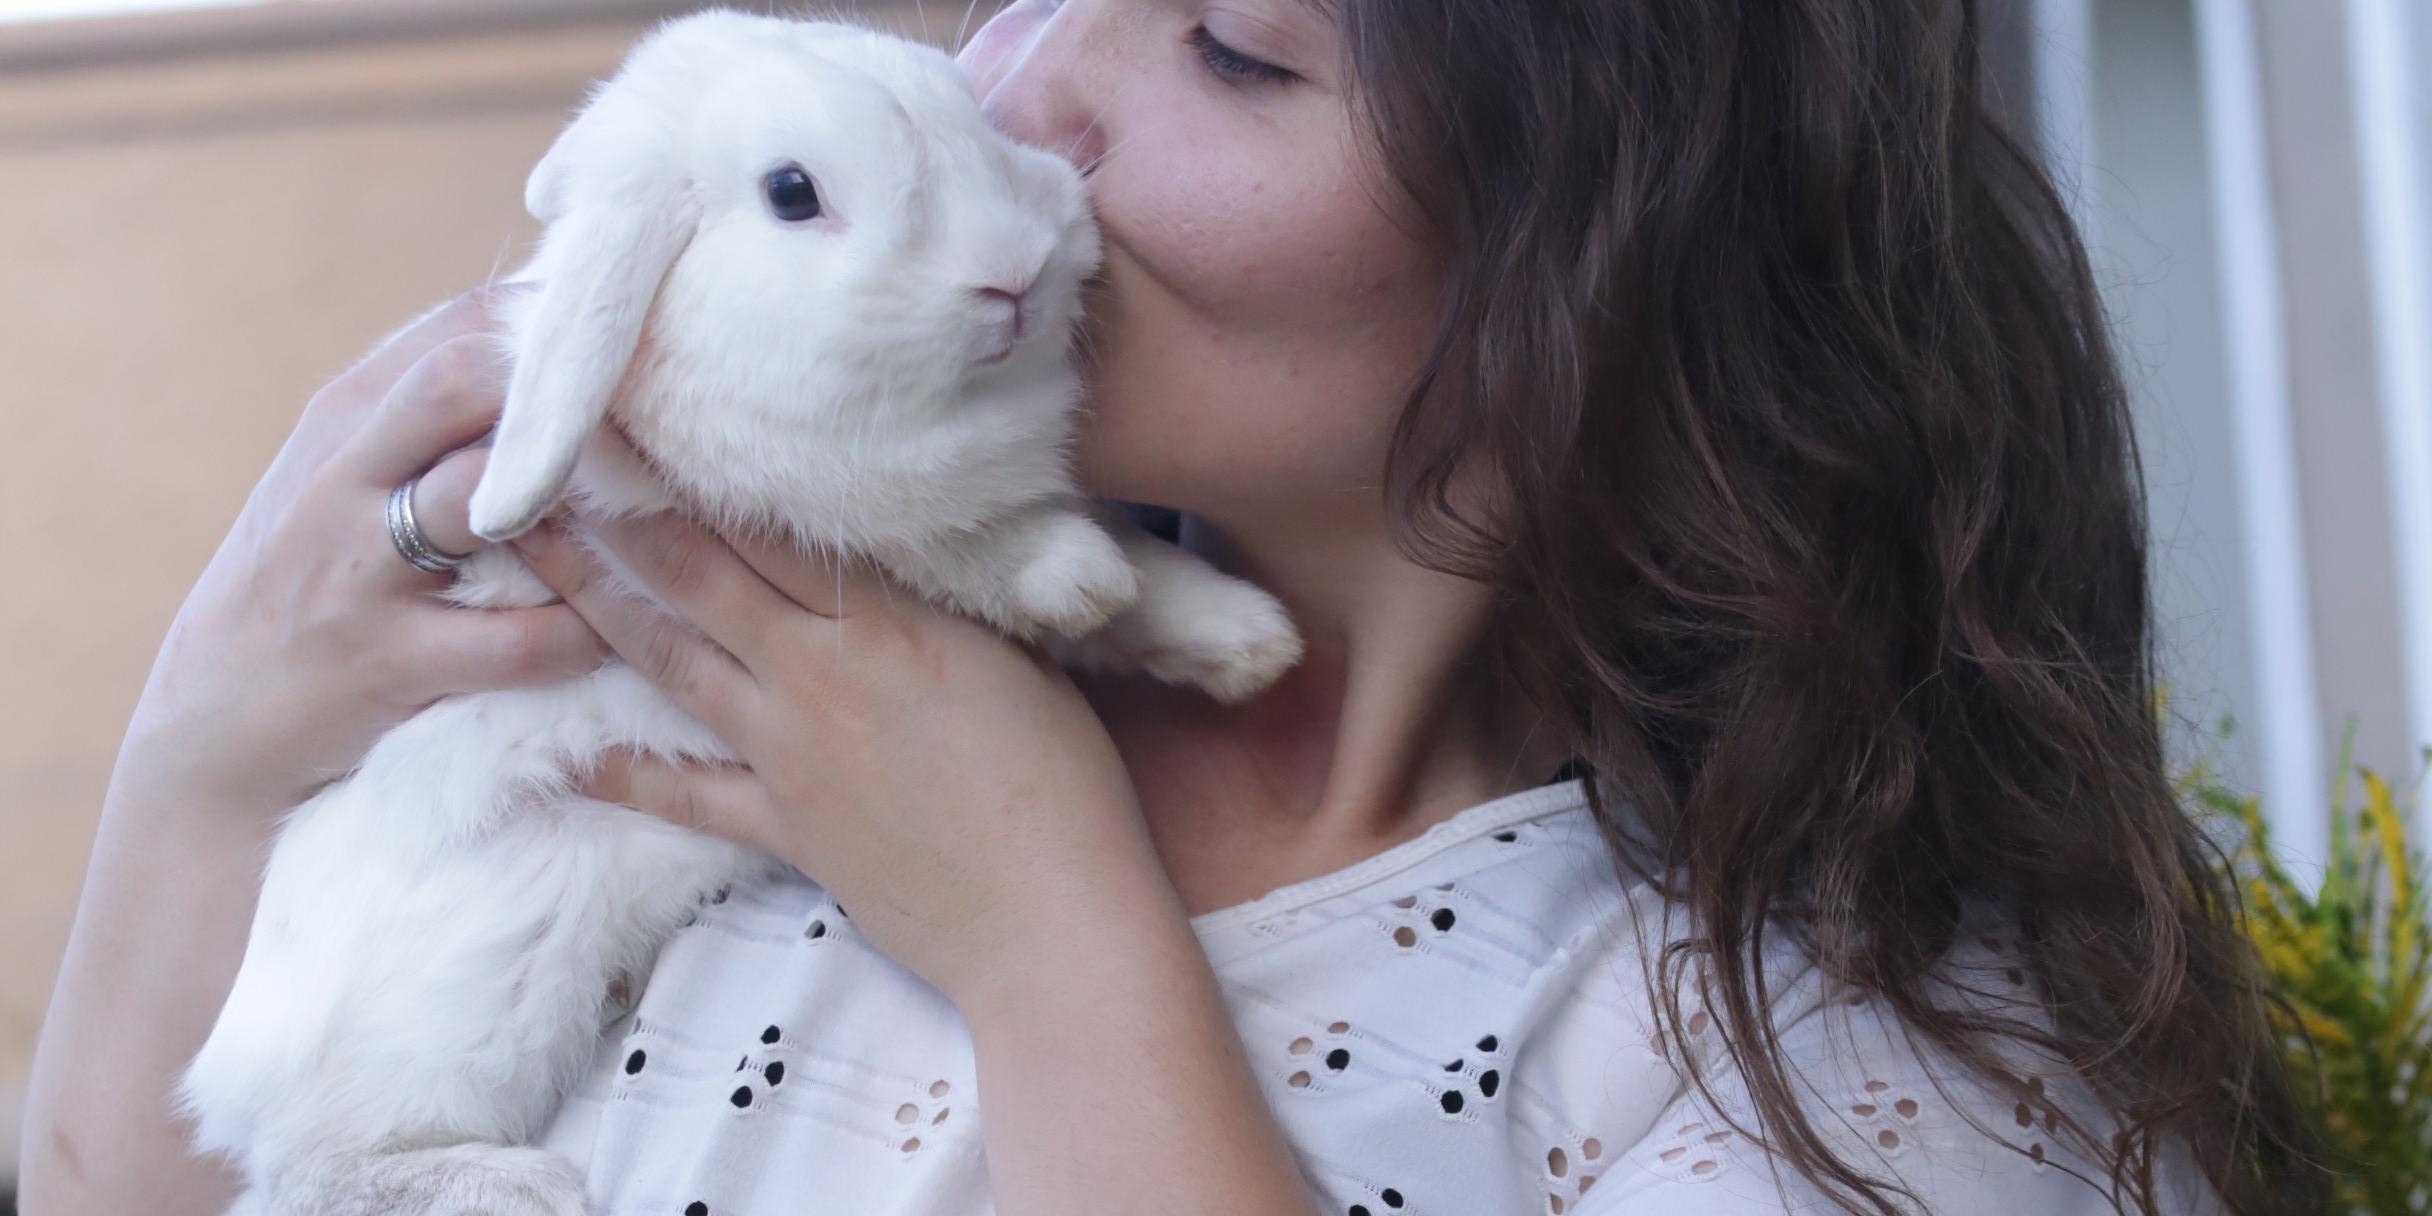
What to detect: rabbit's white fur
<box><xmin>178</xmin><ymin>12</ymin><xmax>1301</xmax><ymax>1215</ymax></box>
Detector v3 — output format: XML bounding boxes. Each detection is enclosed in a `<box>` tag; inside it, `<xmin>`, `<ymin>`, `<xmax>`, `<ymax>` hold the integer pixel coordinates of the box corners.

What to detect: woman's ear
<box><xmin>467</xmin><ymin>110</ymin><xmax>698</xmax><ymax>543</ymax></box>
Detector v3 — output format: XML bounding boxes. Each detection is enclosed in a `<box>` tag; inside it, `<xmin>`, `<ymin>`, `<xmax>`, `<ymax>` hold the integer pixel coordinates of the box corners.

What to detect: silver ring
<box><xmin>386</xmin><ymin>476</ymin><xmax>472</xmax><ymax>573</ymax></box>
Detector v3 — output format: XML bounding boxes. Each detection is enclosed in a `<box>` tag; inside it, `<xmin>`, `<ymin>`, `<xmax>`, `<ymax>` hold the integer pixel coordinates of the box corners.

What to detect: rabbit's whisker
<box><xmin>1081</xmin><ymin>120</ymin><xmax>1169</xmax><ymax>177</ymax></box>
<box><xmin>1069</xmin><ymin>74</ymin><xmax>1141</xmax><ymax>157</ymax></box>
<box><xmin>483</xmin><ymin>236</ymin><xmax>519</xmax><ymax>291</ymax></box>
<box><xmin>1063</xmin><ymin>72</ymin><xmax>1150</xmax><ymax>170</ymax></box>
<box><xmin>953</xmin><ymin>0</ymin><xmax>1002</xmax><ymax>53</ymax></box>
<box><xmin>832</xmin><ymin>525</ymin><xmax>849</xmax><ymax>669</ymax></box>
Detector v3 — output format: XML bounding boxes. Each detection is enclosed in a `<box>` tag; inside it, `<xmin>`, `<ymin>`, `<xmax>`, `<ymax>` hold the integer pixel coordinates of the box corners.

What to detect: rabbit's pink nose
<box><xmin>980</xmin><ymin>284</ymin><xmax>1027</xmax><ymax>313</ymax></box>
<box><xmin>976</xmin><ymin>285</ymin><xmax>1028</xmax><ymax>363</ymax></box>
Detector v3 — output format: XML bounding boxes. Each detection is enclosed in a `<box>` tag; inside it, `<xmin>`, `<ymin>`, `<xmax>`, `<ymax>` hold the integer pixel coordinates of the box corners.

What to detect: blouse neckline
<box><xmin>1187</xmin><ymin>776</ymin><xmax>1596</xmax><ymax>937</ymax></box>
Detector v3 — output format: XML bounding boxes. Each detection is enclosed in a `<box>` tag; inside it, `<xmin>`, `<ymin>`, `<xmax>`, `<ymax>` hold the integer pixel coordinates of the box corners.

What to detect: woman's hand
<box><xmin>511</xmin><ymin>493</ymin><xmax>1324</xmax><ymax>1216</ymax></box>
<box><xmin>509</xmin><ymin>487</ymin><xmax>1179</xmax><ymax>1006</ymax></box>
<box><xmin>23</xmin><ymin>283</ymin><xmax>610</xmax><ymax>1216</ymax></box>
<box><xmin>116</xmin><ymin>282</ymin><xmax>605</xmax><ymax>816</ymax></box>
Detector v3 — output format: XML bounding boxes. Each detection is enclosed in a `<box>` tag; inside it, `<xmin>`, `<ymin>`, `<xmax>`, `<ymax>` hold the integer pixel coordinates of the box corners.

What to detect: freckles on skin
<box><xmin>1108</xmin><ymin>111</ymin><xmax>1423</xmax><ymax>335</ymax></box>
<box><xmin>962</xmin><ymin>0</ymin><xmax>1443</xmax><ymax>511</ymax></box>
<box><xmin>1077</xmin><ymin>132</ymin><xmax>1442</xmax><ymax>505</ymax></box>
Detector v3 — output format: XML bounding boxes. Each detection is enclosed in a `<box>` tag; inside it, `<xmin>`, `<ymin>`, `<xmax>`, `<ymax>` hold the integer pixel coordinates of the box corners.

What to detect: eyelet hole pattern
<box><xmin>1283</xmin><ymin>1020</ymin><xmax>1356</xmax><ymax>1094</ymax></box>
<box><xmin>892</xmin><ymin>1078</ymin><xmax>954</xmax><ymax>1152</ymax></box>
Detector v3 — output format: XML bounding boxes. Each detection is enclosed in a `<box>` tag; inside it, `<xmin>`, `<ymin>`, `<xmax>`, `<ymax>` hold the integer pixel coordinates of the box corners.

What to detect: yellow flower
<box><xmin>2187</xmin><ymin>715</ymin><xmax>2432</xmax><ymax>1214</ymax></box>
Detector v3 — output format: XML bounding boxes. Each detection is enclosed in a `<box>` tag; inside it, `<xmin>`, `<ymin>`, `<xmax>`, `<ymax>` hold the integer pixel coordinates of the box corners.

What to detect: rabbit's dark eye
<box><xmin>764</xmin><ymin>164</ymin><xmax>821</xmax><ymax>222</ymax></box>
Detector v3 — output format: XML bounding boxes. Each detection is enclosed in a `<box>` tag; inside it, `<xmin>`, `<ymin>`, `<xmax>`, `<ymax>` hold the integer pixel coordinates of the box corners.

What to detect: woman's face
<box><xmin>957</xmin><ymin>1</ymin><xmax>1440</xmax><ymax>522</ymax></box>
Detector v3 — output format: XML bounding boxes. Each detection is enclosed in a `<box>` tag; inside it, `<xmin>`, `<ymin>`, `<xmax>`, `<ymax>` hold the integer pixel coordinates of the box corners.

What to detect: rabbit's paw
<box><xmin>1124</xmin><ymin>577</ymin><xmax>1304</xmax><ymax>704</ymax></box>
<box><xmin>1011</xmin><ymin>515</ymin><xmax>1141</xmax><ymax>638</ymax></box>
<box><xmin>270</xmin><ymin>1143</ymin><xmax>590</xmax><ymax>1216</ymax></box>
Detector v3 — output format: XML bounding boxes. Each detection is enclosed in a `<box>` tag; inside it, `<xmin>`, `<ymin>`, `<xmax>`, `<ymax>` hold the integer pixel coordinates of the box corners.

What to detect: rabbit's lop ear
<box><xmin>521</xmin><ymin>95</ymin><xmax>596</xmax><ymax>227</ymax></box>
<box><xmin>468</xmin><ymin>106</ymin><xmax>698</xmax><ymax>542</ymax></box>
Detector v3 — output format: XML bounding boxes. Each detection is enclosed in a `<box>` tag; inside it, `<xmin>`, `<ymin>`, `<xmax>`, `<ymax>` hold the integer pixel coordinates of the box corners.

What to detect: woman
<box><xmin>20</xmin><ymin>1</ymin><xmax>2319</xmax><ymax>1213</ymax></box>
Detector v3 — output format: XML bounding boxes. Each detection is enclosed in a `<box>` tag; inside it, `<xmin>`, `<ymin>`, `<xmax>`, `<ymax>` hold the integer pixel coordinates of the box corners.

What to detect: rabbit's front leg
<box><xmin>890</xmin><ymin>501</ymin><xmax>1140</xmax><ymax>641</ymax></box>
<box><xmin>1046</xmin><ymin>506</ymin><xmax>1304</xmax><ymax>704</ymax></box>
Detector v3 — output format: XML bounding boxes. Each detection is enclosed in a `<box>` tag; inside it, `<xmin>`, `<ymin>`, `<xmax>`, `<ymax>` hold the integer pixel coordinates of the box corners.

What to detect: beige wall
<box><xmin>0</xmin><ymin>0</ymin><xmax>920</xmax><ymax>1183</ymax></box>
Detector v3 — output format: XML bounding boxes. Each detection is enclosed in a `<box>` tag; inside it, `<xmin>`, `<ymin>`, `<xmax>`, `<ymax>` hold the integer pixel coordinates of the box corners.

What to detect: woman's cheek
<box><xmin>1089</xmin><ymin>157</ymin><xmax>1296</xmax><ymax>316</ymax></box>
<box><xmin>1140</xmin><ymin>110</ymin><xmax>1413</xmax><ymax>315</ymax></box>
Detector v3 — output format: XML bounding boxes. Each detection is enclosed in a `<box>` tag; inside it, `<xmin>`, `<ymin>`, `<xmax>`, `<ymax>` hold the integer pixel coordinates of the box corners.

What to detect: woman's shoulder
<box><xmin>1564</xmin><ymin>963</ymin><xmax>2218</xmax><ymax>1215</ymax></box>
<box><xmin>1558</xmin><ymin>888</ymin><xmax>2226</xmax><ymax>1214</ymax></box>
<box><xmin>1194</xmin><ymin>779</ymin><xmax>2213</xmax><ymax>1214</ymax></box>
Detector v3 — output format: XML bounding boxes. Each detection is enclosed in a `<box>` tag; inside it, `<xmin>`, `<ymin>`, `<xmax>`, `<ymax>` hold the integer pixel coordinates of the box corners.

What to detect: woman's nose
<box><xmin>966</xmin><ymin>7</ymin><xmax>1111</xmax><ymax>171</ymax></box>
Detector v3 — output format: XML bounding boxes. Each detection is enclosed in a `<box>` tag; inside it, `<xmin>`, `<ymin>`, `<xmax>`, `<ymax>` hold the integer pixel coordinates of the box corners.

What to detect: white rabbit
<box><xmin>176</xmin><ymin>11</ymin><xmax>1303</xmax><ymax>1215</ymax></box>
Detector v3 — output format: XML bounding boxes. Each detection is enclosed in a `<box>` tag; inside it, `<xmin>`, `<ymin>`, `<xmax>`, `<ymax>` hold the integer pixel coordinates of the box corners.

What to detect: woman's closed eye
<box><xmin>1188</xmin><ymin>25</ymin><xmax>1296</xmax><ymax>86</ymax></box>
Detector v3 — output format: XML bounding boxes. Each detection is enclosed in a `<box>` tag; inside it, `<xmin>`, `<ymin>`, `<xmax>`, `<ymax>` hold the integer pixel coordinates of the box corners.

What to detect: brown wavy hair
<box><xmin>1335</xmin><ymin>0</ymin><xmax>2325</xmax><ymax>1211</ymax></box>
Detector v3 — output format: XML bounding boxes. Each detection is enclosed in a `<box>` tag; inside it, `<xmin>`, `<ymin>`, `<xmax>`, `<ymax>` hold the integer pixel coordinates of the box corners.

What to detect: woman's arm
<box><xmin>17</xmin><ymin>771</ymin><xmax>274</xmax><ymax>1213</ymax></box>
<box><xmin>17</xmin><ymin>284</ymin><xmax>603</xmax><ymax>1214</ymax></box>
<box><xmin>960</xmin><ymin>903</ymin><xmax>1319</xmax><ymax>1216</ymax></box>
<box><xmin>518</xmin><ymin>506</ymin><xmax>1319</xmax><ymax>1216</ymax></box>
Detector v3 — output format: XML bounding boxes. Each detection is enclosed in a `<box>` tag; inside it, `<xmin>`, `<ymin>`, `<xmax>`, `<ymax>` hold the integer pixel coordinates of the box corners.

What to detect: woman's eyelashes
<box><xmin>1188</xmin><ymin>25</ymin><xmax>1296</xmax><ymax>86</ymax></box>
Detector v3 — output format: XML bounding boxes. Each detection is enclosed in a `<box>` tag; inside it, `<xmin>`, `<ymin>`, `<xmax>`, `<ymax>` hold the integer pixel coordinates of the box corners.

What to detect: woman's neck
<box><xmin>1079</xmin><ymin>506</ymin><xmax>1569</xmax><ymax>917</ymax></box>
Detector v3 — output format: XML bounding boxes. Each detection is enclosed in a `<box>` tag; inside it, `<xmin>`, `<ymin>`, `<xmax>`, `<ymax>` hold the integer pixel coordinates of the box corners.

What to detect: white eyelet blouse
<box><xmin>535</xmin><ymin>775</ymin><xmax>2216</xmax><ymax>1215</ymax></box>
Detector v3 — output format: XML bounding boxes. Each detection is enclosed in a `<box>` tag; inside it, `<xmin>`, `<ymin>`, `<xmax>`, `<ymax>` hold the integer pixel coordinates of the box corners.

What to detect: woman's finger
<box><xmin>509</xmin><ymin>519</ymin><xmax>762</xmax><ymax>734</ymax></box>
<box><xmin>411</xmin><ymin>601</ymin><xmax>610</xmax><ymax>698</ymax></box>
<box><xmin>720</xmin><ymin>527</ymin><xmax>896</xmax><ymax>622</ymax></box>
<box><xmin>587</xmin><ymin>511</ymin><xmax>804</xmax><ymax>666</ymax></box>
<box><xmin>579</xmin><ymin>750</ymin><xmax>778</xmax><ymax>852</ymax></box>
<box><xmin>312</xmin><ymin>283</ymin><xmax>523</xmax><ymax>437</ymax></box>
<box><xmin>339</xmin><ymin>332</ymin><xmax>513</xmax><ymax>487</ymax></box>
<box><xmin>561</xmin><ymin>428</ymin><xmax>884</xmax><ymax>622</ymax></box>
<box><xmin>402</xmin><ymin>444</ymin><xmax>491</xmax><ymax>567</ymax></box>
<box><xmin>347</xmin><ymin>438</ymin><xmax>489</xmax><ymax>594</ymax></box>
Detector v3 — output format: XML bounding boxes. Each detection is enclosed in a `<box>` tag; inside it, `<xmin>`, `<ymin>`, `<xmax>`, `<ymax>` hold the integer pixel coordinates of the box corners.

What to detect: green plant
<box><xmin>2186</xmin><ymin>725</ymin><xmax>2432</xmax><ymax>1213</ymax></box>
